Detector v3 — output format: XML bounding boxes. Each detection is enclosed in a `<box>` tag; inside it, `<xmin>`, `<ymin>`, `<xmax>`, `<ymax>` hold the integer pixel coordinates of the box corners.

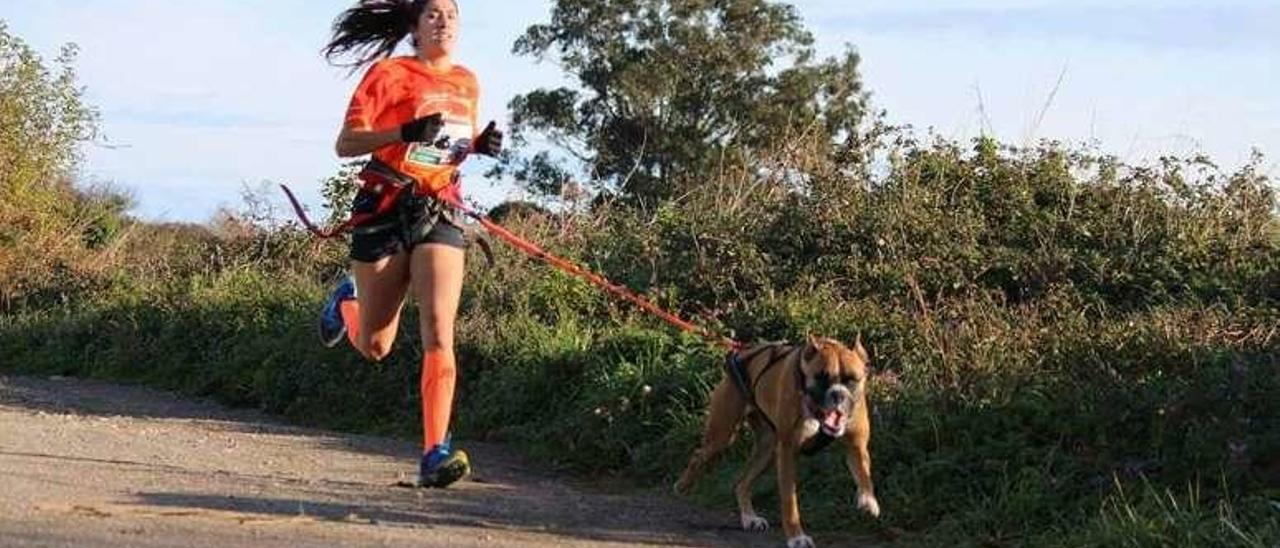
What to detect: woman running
<box><xmin>318</xmin><ymin>0</ymin><xmax>502</xmax><ymax>488</ymax></box>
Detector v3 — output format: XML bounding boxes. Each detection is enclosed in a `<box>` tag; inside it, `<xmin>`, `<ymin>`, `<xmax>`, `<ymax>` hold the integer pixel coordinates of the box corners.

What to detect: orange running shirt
<box><xmin>344</xmin><ymin>57</ymin><xmax>480</xmax><ymax>196</ymax></box>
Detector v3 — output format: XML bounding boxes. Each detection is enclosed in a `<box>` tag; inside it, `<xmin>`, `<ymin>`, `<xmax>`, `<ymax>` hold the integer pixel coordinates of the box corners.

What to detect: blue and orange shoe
<box><xmin>319</xmin><ymin>274</ymin><xmax>356</xmax><ymax>348</ymax></box>
<box><xmin>418</xmin><ymin>436</ymin><xmax>471</xmax><ymax>488</ymax></box>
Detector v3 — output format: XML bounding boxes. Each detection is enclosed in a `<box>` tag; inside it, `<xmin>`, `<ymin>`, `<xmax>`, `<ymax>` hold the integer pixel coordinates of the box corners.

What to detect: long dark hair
<box><xmin>324</xmin><ymin>0</ymin><xmax>432</xmax><ymax>69</ymax></box>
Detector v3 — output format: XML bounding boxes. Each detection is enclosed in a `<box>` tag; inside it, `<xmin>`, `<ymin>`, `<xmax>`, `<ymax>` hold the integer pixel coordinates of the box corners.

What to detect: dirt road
<box><xmin>0</xmin><ymin>374</ymin><xmax>801</xmax><ymax>548</ymax></box>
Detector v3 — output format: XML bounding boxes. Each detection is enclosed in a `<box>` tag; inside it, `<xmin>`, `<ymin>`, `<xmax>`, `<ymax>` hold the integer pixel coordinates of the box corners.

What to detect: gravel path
<box><xmin>0</xmin><ymin>374</ymin><xmax>810</xmax><ymax>547</ymax></box>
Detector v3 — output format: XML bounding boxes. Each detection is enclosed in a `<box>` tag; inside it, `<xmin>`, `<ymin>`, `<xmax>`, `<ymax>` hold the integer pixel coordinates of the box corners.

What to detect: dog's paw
<box><xmin>740</xmin><ymin>512</ymin><xmax>769</xmax><ymax>532</ymax></box>
<box><xmin>786</xmin><ymin>534</ymin><xmax>816</xmax><ymax>548</ymax></box>
<box><xmin>857</xmin><ymin>492</ymin><xmax>881</xmax><ymax>518</ymax></box>
<box><xmin>672</xmin><ymin>479</ymin><xmax>688</xmax><ymax>496</ymax></box>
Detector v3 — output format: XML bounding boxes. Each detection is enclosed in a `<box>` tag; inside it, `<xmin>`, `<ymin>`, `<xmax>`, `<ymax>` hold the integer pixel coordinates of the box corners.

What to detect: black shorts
<box><xmin>348</xmin><ymin>189</ymin><xmax>467</xmax><ymax>263</ymax></box>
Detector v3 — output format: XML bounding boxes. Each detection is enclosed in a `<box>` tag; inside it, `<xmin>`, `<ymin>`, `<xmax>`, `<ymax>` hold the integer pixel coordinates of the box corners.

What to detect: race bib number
<box><xmin>405</xmin><ymin>120</ymin><xmax>473</xmax><ymax>168</ymax></box>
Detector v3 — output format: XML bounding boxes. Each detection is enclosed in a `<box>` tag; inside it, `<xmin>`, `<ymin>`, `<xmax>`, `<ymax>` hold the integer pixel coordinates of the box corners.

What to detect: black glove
<box><xmin>400</xmin><ymin>113</ymin><xmax>444</xmax><ymax>143</ymax></box>
<box><xmin>473</xmin><ymin>121</ymin><xmax>503</xmax><ymax>157</ymax></box>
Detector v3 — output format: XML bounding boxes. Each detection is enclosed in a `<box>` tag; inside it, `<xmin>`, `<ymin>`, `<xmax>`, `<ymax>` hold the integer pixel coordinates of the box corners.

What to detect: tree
<box><xmin>0</xmin><ymin>21</ymin><xmax>123</xmax><ymax>309</ymax></box>
<box><xmin>0</xmin><ymin>20</ymin><xmax>98</xmax><ymax>204</ymax></box>
<box><xmin>502</xmin><ymin>0</ymin><xmax>870</xmax><ymax>206</ymax></box>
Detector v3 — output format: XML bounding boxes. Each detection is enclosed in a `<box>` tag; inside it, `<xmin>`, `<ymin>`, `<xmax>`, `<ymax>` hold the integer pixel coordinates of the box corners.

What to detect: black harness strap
<box><xmin>726</xmin><ymin>344</ymin><xmax>780</xmax><ymax>410</ymax></box>
<box><xmin>728</xmin><ymin>344</ymin><xmax>782</xmax><ymax>435</ymax></box>
<box><xmin>725</xmin><ymin>342</ymin><xmax>838</xmax><ymax>457</ymax></box>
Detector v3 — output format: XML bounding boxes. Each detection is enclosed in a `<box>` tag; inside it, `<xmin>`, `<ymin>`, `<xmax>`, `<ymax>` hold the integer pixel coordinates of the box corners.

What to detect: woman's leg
<box><xmin>344</xmin><ymin>252</ymin><xmax>412</xmax><ymax>361</ymax></box>
<box><xmin>409</xmin><ymin>242</ymin><xmax>466</xmax><ymax>451</ymax></box>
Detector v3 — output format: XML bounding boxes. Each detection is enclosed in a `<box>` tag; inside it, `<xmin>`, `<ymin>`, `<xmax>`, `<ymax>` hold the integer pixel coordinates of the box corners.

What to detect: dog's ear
<box><xmin>853</xmin><ymin>333</ymin><xmax>870</xmax><ymax>364</ymax></box>
<box><xmin>804</xmin><ymin>334</ymin><xmax>821</xmax><ymax>361</ymax></box>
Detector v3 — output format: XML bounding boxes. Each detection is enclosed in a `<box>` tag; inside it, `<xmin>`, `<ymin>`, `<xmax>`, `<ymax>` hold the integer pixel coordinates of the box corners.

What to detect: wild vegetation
<box><xmin>2</xmin><ymin>4</ymin><xmax>1277</xmax><ymax>546</ymax></box>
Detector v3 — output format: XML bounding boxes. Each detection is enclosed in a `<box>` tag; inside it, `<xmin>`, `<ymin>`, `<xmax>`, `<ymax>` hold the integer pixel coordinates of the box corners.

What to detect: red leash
<box><xmin>281</xmin><ymin>146</ymin><xmax>742</xmax><ymax>351</ymax></box>
<box><xmin>448</xmin><ymin>197</ymin><xmax>741</xmax><ymax>351</ymax></box>
<box><xmin>279</xmin><ymin>184</ymin><xmax>385</xmax><ymax>238</ymax></box>
<box><xmin>280</xmin><ymin>162</ymin><xmax>411</xmax><ymax>239</ymax></box>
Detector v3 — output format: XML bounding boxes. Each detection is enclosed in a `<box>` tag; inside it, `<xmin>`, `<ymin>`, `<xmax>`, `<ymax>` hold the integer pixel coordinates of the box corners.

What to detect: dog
<box><xmin>674</xmin><ymin>336</ymin><xmax>879</xmax><ymax>548</ymax></box>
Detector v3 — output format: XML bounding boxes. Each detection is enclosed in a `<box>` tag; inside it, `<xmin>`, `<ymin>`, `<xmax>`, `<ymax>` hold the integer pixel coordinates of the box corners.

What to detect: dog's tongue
<box><xmin>822</xmin><ymin>409</ymin><xmax>843</xmax><ymax>431</ymax></box>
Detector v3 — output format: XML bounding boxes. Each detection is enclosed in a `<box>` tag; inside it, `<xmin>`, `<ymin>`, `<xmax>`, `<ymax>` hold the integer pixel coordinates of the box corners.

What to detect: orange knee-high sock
<box><xmin>339</xmin><ymin>299</ymin><xmax>361</xmax><ymax>350</ymax></box>
<box><xmin>421</xmin><ymin>349</ymin><xmax>457</xmax><ymax>451</ymax></box>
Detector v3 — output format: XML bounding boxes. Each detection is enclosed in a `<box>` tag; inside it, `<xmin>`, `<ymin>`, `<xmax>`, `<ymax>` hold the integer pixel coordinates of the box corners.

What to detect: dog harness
<box><xmin>725</xmin><ymin>344</ymin><xmax>837</xmax><ymax>456</ymax></box>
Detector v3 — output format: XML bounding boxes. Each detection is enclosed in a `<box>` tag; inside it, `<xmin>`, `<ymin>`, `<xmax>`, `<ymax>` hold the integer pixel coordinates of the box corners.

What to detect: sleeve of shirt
<box><xmin>343</xmin><ymin>63</ymin><xmax>388</xmax><ymax>131</ymax></box>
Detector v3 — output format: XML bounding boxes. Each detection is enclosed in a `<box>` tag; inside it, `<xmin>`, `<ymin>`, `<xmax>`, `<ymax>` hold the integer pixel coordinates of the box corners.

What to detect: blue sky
<box><xmin>5</xmin><ymin>0</ymin><xmax>1277</xmax><ymax>222</ymax></box>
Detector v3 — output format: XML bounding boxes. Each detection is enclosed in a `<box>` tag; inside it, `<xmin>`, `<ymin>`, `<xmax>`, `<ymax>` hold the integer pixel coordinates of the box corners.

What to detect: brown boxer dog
<box><xmin>674</xmin><ymin>336</ymin><xmax>879</xmax><ymax>548</ymax></box>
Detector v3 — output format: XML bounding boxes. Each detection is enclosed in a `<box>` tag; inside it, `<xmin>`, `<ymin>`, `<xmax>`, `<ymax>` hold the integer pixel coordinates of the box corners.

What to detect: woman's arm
<box><xmin>335</xmin><ymin>113</ymin><xmax>444</xmax><ymax>158</ymax></box>
<box><xmin>335</xmin><ymin>126</ymin><xmax>401</xmax><ymax>158</ymax></box>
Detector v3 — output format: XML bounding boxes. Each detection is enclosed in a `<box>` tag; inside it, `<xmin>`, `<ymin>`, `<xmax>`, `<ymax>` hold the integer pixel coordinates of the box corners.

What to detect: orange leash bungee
<box><xmin>280</xmin><ymin>160</ymin><xmax>413</xmax><ymax>239</ymax></box>
<box><xmin>279</xmin><ymin>183</ymin><xmax>398</xmax><ymax>239</ymax></box>
<box><xmin>449</xmin><ymin>195</ymin><xmax>741</xmax><ymax>351</ymax></box>
<box><xmin>281</xmin><ymin>146</ymin><xmax>743</xmax><ymax>351</ymax></box>
<box><xmin>437</xmin><ymin>148</ymin><xmax>742</xmax><ymax>352</ymax></box>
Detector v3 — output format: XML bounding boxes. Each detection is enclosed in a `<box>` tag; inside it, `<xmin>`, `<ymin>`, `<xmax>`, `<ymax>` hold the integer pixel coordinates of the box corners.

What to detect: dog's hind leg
<box><xmin>735</xmin><ymin>412</ymin><xmax>776</xmax><ymax>532</ymax></box>
<box><xmin>674</xmin><ymin>379</ymin><xmax>746</xmax><ymax>495</ymax></box>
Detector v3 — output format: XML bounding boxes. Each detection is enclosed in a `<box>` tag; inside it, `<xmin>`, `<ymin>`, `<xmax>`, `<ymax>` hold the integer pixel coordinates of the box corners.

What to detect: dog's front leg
<box><xmin>844</xmin><ymin>394</ymin><xmax>880</xmax><ymax>518</ymax></box>
<box><xmin>775</xmin><ymin>442</ymin><xmax>814</xmax><ymax>548</ymax></box>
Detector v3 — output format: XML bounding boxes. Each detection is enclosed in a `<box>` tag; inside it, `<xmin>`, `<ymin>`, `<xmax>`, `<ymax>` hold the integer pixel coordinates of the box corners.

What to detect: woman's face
<box><xmin>415</xmin><ymin>0</ymin><xmax>459</xmax><ymax>58</ymax></box>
